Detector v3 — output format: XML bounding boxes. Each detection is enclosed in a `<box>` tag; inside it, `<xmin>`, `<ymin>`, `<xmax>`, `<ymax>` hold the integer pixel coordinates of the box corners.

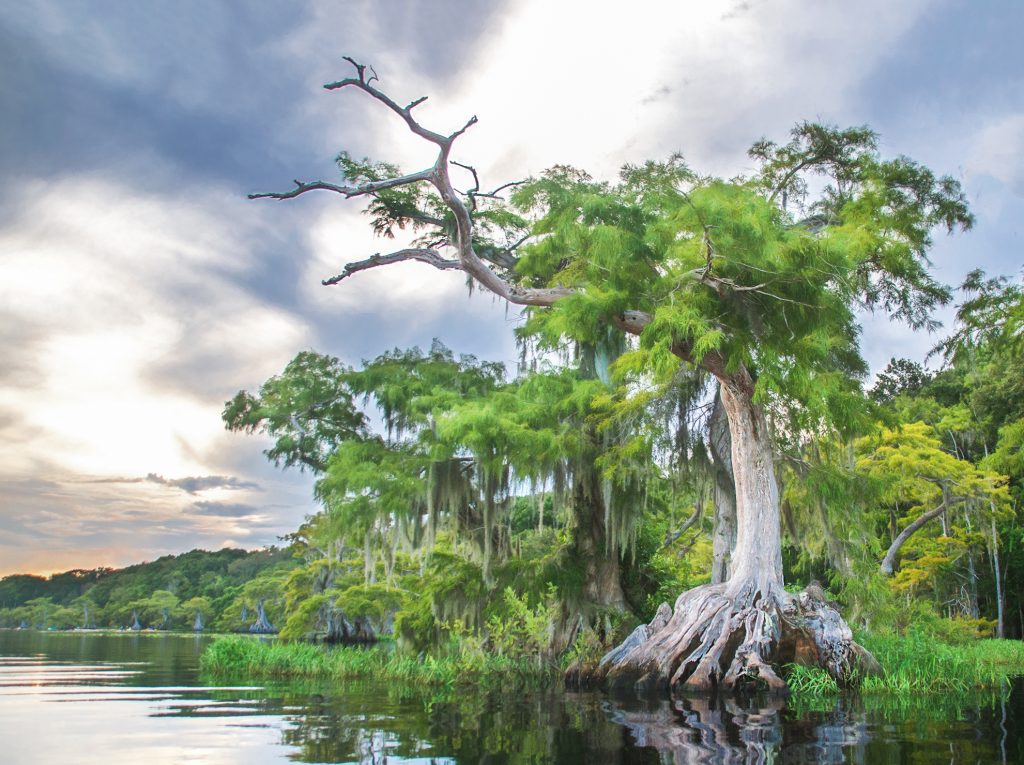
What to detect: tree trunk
<box><xmin>249</xmin><ymin>599</ymin><xmax>275</xmax><ymax>634</ymax></box>
<box><xmin>880</xmin><ymin>493</ymin><xmax>951</xmax><ymax>576</ymax></box>
<box><xmin>991</xmin><ymin>517</ymin><xmax>1004</xmax><ymax>639</ymax></box>
<box><xmin>575</xmin><ymin>494</ymin><xmax>627</xmax><ymax>613</ymax></box>
<box><xmin>556</xmin><ymin>470</ymin><xmax>628</xmax><ymax>654</ymax></box>
<box><xmin>708</xmin><ymin>389</ymin><xmax>736</xmax><ymax>585</ymax></box>
<box><xmin>579</xmin><ymin>371</ymin><xmax>876</xmax><ymax>696</ymax></box>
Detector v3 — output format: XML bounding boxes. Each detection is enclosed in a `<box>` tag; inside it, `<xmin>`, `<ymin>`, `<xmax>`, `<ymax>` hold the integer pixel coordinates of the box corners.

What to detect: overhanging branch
<box><xmin>249</xmin><ymin>169</ymin><xmax>433</xmax><ymax>201</ymax></box>
<box><xmin>322</xmin><ymin>248</ymin><xmax>461</xmax><ymax>286</ymax></box>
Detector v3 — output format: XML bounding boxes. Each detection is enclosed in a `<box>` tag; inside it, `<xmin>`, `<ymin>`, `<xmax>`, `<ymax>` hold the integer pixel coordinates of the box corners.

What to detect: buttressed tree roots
<box><xmin>252</xmin><ymin>58</ymin><xmax>884</xmax><ymax>697</ymax></box>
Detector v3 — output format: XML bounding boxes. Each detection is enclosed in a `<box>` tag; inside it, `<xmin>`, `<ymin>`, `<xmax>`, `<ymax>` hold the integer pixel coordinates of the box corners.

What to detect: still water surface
<box><xmin>0</xmin><ymin>630</ymin><xmax>1020</xmax><ymax>764</ymax></box>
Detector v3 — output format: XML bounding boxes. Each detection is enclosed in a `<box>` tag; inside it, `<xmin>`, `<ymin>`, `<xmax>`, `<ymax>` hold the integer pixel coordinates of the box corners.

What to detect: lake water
<box><xmin>0</xmin><ymin>630</ymin><xmax>1020</xmax><ymax>764</ymax></box>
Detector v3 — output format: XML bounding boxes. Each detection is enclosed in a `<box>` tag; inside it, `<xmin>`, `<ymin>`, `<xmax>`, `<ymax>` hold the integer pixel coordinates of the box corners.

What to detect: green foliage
<box><xmin>482</xmin><ymin>586</ymin><xmax>557</xmax><ymax>663</ymax></box>
<box><xmin>212</xmin><ymin>564</ymin><xmax>292</xmax><ymax>633</ymax></box>
<box><xmin>279</xmin><ymin>594</ymin><xmax>333</xmax><ymax>642</ymax></box>
<box><xmin>223</xmin><ymin>351</ymin><xmax>366</xmax><ymax>473</ymax></box>
<box><xmin>509</xmin><ymin>126</ymin><xmax>971</xmax><ymax>453</ymax></box>
<box><xmin>935</xmin><ymin>269</ymin><xmax>1024</xmax><ymax>364</ymax></box>
<box><xmin>857</xmin><ymin>422</ymin><xmax>1009</xmax><ymax>512</ymax></box>
<box><xmin>869</xmin><ymin>357</ymin><xmax>931</xmax><ymax>404</ymax></box>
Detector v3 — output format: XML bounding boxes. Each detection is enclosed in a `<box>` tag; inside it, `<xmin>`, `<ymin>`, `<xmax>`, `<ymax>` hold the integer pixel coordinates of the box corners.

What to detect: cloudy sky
<box><xmin>1</xmin><ymin>0</ymin><xmax>1021</xmax><ymax>576</ymax></box>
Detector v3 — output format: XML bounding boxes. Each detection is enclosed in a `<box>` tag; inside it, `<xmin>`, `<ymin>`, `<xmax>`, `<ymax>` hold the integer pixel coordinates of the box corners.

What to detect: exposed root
<box><xmin>579</xmin><ymin>578</ymin><xmax>877</xmax><ymax>698</ymax></box>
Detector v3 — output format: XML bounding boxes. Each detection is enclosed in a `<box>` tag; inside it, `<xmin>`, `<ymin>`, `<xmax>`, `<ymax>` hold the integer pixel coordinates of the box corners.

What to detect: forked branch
<box><xmin>324</xmin><ymin>58</ymin><xmax>472</xmax><ymax>148</ymax></box>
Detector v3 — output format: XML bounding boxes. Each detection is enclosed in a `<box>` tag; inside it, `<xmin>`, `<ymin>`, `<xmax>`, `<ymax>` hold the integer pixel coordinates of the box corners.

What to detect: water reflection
<box><xmin>605</xmin><ymin>688</ymin><xmax>1022</xmax><ymax>764</ymax></box>
<box><xmin>607</xmin><ymin>695</ymin><xmax>855</xmax><ymax>764</ymax></box>
<box><xmin>0</xmin><ymin>630</ymin><xmax>1021</xmax><ymax>764</ymax></box>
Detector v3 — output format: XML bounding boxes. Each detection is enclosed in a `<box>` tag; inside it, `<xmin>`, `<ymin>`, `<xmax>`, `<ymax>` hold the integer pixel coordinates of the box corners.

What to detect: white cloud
<box><xmin>967</xmin><ymin>113</ymin><xmax>1024</xmax><ymax>195</ymax></box>
<box><xmin>389</xmin><ymin>0</ymin><xmax>933</xmax><ymax>181</ymax></box>
<box><xmin>0</xmin><ymin>173</ymin><xmax>311</xmax><ymax>497</ymax></box>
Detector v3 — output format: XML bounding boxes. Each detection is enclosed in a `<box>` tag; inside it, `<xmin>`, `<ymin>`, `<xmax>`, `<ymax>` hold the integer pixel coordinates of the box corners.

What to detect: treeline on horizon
<box><xmin>0</xmin><ymin>547</ymin><xmax>297</xmax><ymax>631</ymax></box>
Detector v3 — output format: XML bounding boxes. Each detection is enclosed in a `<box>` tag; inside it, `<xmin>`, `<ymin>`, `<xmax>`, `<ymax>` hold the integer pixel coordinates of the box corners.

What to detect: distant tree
<box><xmin>856</xmin><ymin>422</ymin><xmax>1009</xmax><ymax>576</ymax></box>
<box><xmin>869</xmin><ymin>358</ymin><xmax>931</xmax><ymax>403</ymax></box>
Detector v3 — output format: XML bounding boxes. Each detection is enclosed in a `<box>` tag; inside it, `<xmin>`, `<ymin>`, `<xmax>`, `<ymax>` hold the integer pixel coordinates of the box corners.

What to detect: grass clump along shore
<box><xmin>202</xmin><ymin>628</ymin><xmax>1024</xmax><ymax>698</ymax></box>
<box><xmin>785</xmin><ymin>632</ymin><xmax>1024</xmax><ymax>697</ymax></box>
<box><xmin>200</xmin><ymin>636</ymin><xmax>557</xmax><ymax>690</ymax></box>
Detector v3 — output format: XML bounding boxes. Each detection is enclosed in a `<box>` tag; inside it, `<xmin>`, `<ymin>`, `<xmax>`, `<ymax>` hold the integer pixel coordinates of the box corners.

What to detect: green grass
<box><xmin>785</xmin><ymin>632</ymin><xmax>1024</xmax><ymax>698</ymax></box>
<box><xmin>200</xmin><ymin>636</ymin><xmax>557</xmax><ymax>689</ymax></box>
<box><xmin>204</xmin><ymin>631</ymin><xmax>1024</xmax><ymax>700</ymax></box>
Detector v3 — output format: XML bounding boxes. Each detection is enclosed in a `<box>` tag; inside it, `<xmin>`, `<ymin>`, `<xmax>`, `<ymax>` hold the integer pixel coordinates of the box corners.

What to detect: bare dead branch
<box><xmin>249</xmin><ymin>169</ymin><xmax>433</xmax><ymax>201</ymax></box>
<box><xmin>451</xmin><ymin>160</ymin><xmax>482</xmax><ymax>212</ymax></box>
<box><xmin>449</xmin><ymin>115</ymin><xmax>479</xmax><ymax>141</ymax></box>
<box><xmin>322</xmin><ymin>248</ymin><xmax>461</xmax><ymax>286</ymax></box>
<box><xmin>273</xmin><ymin>58</ymin><xmax>730</xmax><ymax>373</ymax></box>
<box><xmin>506</xmin><ymin>233</ymin><xmax>530</xmax><ymax>253</ymax></box>
<box><xmin>401</xmin><ymin>211</ymin><xmax>445</xmax><ymax>228</ymax></box>
<box><xmin>451</xmin><ymin>160</ymin><xmax>481</xmax><ymax>195</ymax></box>
<box><xmin>325</xmin><ymin>59</ymin><xmax>454</xmax><ymax>147</ymax></box>
<box><xmin>664</xmin><ymin>502</ymin><xmax>703</xmax><ymax>547</ymax></box>
<box><xmin>451</xmin><ymin>162</ymin><xmax>527</xmax><ymax>218</ymax></box>
<box><xmin>479</xmin><ymin>179</ymin><xmax>527</xmax><ymax>198</ymax></box>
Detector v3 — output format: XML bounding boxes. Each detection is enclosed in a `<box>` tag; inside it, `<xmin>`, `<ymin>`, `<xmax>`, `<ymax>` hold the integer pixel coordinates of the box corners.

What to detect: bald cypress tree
<box><xmin>252</xmin><ymin>59</ymin><xmax>972</xmax><ymax>696</ymax></box>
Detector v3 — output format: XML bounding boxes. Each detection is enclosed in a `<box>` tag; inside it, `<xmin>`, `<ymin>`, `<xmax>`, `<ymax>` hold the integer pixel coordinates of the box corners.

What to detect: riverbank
<box><xmin>201</xmin><ymin>632</ymin><xmax>1024</xmax><ymax>697</ymax></box>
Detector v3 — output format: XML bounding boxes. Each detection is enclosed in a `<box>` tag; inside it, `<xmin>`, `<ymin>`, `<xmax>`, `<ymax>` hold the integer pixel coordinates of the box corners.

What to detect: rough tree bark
<box><xmin>707</xmin><ymin>388</ymin><xmax>736</xmax><ymax>585</ymax></box>
<box><xmin>575</xmin><ymin>492</ymin><xmax>627</xmax><ymax>613</ymax></box>
<box><xmin>586</xmin><ymin>372</ymin><xmax>877</xmax><ymax>696</ymax></box>
<box><xmin>252</xmin><ymin>58</ymin><xmax>877</xmax><ymax>696</ymax></box>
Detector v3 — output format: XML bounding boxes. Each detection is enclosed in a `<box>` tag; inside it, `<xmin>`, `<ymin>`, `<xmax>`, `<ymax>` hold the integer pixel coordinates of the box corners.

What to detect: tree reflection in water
<box><xmin>271</xmin><ymin>679</ymin><xmax>1021</xmax><ymax>764</ymax></box>
<box><xmin>606</xmin><ymin>694</ymin><xmax>872</xmax><ymax>764</ymax></box>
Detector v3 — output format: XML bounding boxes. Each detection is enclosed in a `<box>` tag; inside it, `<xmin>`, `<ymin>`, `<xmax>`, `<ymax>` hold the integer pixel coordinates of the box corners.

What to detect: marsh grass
<box><xmin>200</xmin><ymin>636</ymin><xmax>556</xmax><ymax>689</ymax></box>
<box><xmin>785</xmin><ymin>632</ymin><xmax>1024</xmax><ymax>697</ymax></box>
